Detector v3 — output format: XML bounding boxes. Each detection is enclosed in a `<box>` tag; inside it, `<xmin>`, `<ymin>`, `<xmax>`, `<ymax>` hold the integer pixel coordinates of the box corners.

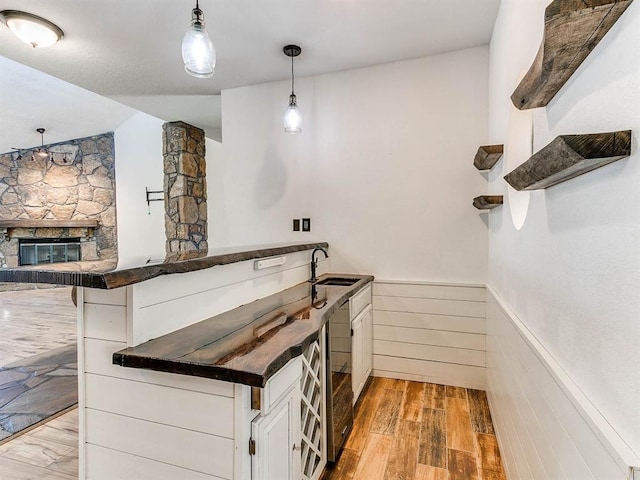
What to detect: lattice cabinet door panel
<box><xmin>300</xmin><ymin>332</ymin><xmax>325</xmax><ymax>480</ymax></box>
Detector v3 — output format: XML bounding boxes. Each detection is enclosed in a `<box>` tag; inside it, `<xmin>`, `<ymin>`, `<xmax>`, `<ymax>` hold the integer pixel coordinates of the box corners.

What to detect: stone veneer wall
<box><xmin>163</xmin><ymin>122</ymin><xmax>208</xmax><ymax>254</ymax></box>
<box><xmin>0</xmin><ymin>133</ymin><xmax>117</xmax><ymax>271</ymax></box>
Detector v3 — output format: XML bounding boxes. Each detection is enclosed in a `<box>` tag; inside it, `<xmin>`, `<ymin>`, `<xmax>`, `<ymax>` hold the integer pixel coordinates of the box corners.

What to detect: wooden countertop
<box><xmin>112</xmin><ymin>274</ymin><xmax>373</xmax><ymax>387</ymax></box>
<box><xmin>0</xmin><ymin>242</ymin><xmax>329</xmax><ymax>289</ymax></box>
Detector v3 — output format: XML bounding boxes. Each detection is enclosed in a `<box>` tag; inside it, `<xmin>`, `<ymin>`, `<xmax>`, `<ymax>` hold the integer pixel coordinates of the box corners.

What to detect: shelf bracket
<box><xmin>145</xmin><ymin>187</ymin><xmax>164</xmax><ymax>211</ymax></box>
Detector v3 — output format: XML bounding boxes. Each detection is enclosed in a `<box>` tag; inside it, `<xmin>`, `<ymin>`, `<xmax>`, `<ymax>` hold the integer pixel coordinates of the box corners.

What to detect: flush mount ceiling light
<box><xmin>0</xmin><ymin>10</ymin><xmax>64</xmax><ymax>48</ymax></box>
<box><xmin>182</xmin><ymin>0</ymin><xmax>216</xmax><ymax>78</ymax></box>
<box><xmin>283</xmin><ymin>44</ymin><xmax>302</xmax><ymax>134</ymax></box>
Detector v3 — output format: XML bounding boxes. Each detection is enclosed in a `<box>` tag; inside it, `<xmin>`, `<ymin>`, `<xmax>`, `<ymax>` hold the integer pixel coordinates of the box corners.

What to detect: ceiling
<box><xmin>0</xmin><ymin>56</ymin><xmax>136</xmax><ymax>153</ymax></box>
<box><xmin>0</xmin><ymin>0</ymin><xmax>501</xmax><ymax>148</ymax></box>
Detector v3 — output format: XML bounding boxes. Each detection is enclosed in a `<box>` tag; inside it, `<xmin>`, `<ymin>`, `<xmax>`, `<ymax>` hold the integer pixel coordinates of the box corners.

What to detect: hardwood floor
<box><xmin>324</xmin><ymin>377</ymin><xmax>506</xmax><ymax>480</ymax></box>
<box><xmin>0</xmin><ymin>408</ymin><xmax>78</xmax><ymax>479</ymax></box>
<box><xmin>0</xmin><ymin>287</ymin><xmax>77</xmax><ymax>367</ymax></box>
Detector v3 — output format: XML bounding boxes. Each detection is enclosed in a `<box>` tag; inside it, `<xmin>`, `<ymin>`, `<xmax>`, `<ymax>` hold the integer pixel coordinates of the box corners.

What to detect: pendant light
<box><xmin>0</xmin><ymin>10</ymin><xmax>64</xmax><ymax>48</ymax></box>
<box><xmin>35</xmin><ymin>128</ymin><xmax>49</xmax><ymax>159</ymax></box>
<box><xmin>283</xmin><ymin>44</ymin><xmax>302</xmax><ymax>134</ymax></box>
<box><xmin>182</xmin><ymin>0</ymin><xmax>216</xmax><ymax>78</ymax></box>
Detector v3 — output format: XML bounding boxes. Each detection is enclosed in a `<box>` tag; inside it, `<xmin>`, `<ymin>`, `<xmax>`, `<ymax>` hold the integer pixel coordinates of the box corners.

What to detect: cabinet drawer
<box><xmin>259</xmin><ymin>356</ymin><xmax>302</xmax><ymax>415</ymax></box>
<box><xmin>350</xmin><ymin>283</ymin><xmax>372</xmax><ymax>319</ymax></box>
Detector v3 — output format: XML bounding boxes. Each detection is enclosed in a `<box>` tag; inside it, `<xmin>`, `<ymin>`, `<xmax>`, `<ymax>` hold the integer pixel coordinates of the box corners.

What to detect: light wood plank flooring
<box><xmin>0</xmin><ymin>408</ymin><xmax>78</xmax><ymax>479</ymax></box>
<box><xmin>324</xmin><ymin>377</ymin><xmax>506</xmax><ymax>480</ymax></box>
<box><xmin>0</xmin><ymin>287</ymin><xmax>77</xmax><ymax>367</ymax></box>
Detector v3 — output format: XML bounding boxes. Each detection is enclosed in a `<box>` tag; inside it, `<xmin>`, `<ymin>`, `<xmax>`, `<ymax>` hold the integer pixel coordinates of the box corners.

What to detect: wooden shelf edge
<box><xmin>504</xmin><ymin>130</ymin><xmax>632</xmax><ymax>191</ymax></box>
<box><xmin>0</xmin><ymin>219</ymin><xmax>99</xmax><ymax>228</ymax></box>
<box><xmin>474</xmin><ymin>144</ymin><xmax>504</xmax><ymax>171</ymax></box>
<box><xmin>511</xmin><ymin>0</ymin><xmax>633</xmax><ymax>110</ymax></box>
<box><xmin>473</xmin><ymin>195</ymin><xmax>503</xmax><ymax>210</ymax></box>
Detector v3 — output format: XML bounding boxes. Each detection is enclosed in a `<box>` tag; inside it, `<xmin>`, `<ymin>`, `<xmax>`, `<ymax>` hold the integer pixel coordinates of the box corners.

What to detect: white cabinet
<box><xmin>250</xmin><ymin>336</ymin><xmax>325</xmax><ymax>480</ymax></box>
<box><xmin>351</xmin><ymin>310</ymin><xmax>365</xmax><ymax>402</ymax></box>
<box><xmin>251</xmin><ymin>386</ymin><xmax>301</xmax><ymax>480</ymax></box>
<box><xmin>362</xmin><ymin>305</ymin><xmax>373</xmax><ymax>382</ymax></box>
<box><xmin>251</xmin><ymin>357</ymin><xmax>302</xmax><ymax>480</ymax></box>
<box><xmin>350</xmin><ymin>283</ymin><xmax>373</xmax><ymax>404</ymax></box>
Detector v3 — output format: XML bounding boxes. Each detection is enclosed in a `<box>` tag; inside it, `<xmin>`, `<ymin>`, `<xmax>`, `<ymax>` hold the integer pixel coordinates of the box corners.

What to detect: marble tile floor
<box><xmin>0</xmin><ymin>287</ymin><xmax>77</xmax><ymax>367</ymax></box>
<box><xmin>0</xmin><ymin>345</ymin><xmax>78</xmax><ymax>442</ymax></box>
<box><xmin>0</xmin><ymin>408</ymin><xmax>78</xmax><ymax>479</ymax></box>
<box><xmin>0</xmin><ymin>286</ymin><xmax>78</xmax><ymax>442</ymax></box>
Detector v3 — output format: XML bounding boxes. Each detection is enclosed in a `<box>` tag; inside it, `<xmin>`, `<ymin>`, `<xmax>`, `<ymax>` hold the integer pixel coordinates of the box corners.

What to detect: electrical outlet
<box><xmin>302</xmin><ymin>218</ymin><xmax>311</xmax><ymax>232</ymax></box>
<box><xmin>293</xmin><ymin>219</ymin><xmax>300</xmax><ymax>231</ymax></box>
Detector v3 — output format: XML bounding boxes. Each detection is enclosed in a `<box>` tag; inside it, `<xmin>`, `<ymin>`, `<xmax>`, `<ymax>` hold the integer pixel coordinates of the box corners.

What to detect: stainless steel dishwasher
<box><xmin>325</xmin><ymin>299</ymin><xmax>353</xmax><ymax>463</ymax></box>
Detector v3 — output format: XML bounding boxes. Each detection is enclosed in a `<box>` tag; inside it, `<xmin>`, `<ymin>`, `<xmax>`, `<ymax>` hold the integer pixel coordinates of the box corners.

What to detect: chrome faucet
<box><xmin>309</xmin><ymin>246</ymin><xmax>328</xmax><ymax>283</ymax></box>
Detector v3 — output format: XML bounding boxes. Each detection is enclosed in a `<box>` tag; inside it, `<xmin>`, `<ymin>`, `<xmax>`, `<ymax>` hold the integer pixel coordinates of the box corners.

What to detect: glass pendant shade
<box><xmin>284</xmin><ymin>94</ymin><xmax>302</xmax><ymax>133</ymax></box>
<box><xmin>181</xmin><ymin>5</ymin><xmax>216</xmax><ymax>78</ymax></box>
<box><xmin>0</xmin><ymin>11</ymin><xmax>63</xmax><ymax>48</ymax></box>
<box><xmin>283</xmin><ymin>45</ymin><xmax>302</xmax><ymax>134</ymax></box>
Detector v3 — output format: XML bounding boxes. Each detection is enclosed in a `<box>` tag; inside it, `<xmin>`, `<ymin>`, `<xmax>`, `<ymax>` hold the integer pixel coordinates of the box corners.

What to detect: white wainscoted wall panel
<box><xmin>78</xmin><ymin>250</ymin><xmax>327</xmax><ymax>480</ymax></box>
<box><xmin>130</xmin><ymin>250</ymin><xmax>324</xmax><ymax>344</ymax></box>
<box><xmin>486</xmin><ymin>287</ymin><xmax>640</xmax><ymax>480</ymax></box>
<box><xmin>372</xmin><ymin>281</ymin><xmax>486</xmax><ymax>389</ymax></box>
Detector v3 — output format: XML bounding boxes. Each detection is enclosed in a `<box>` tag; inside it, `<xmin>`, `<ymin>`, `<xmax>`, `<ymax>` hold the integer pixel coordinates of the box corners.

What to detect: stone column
<box><xmin>163</xmin><ymin>122</ymin><xmax>208</xmax><ymax>255</ymax></box>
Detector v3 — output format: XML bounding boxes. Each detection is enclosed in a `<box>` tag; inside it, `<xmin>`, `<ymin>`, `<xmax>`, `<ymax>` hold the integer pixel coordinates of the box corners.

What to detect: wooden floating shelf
<box><xmin>504</xmin><ymin>130</ymin><xmax>631</xmax><ymax>191</ymax></box>
<box><xmin>511</xmin><ymin>0</ymin><xmax>633</xmax><ymax>110</ymax></box>
<box><xmin>473</xmin><ymin>195</ymin><xmax>503</xmax><ymax>210</ymax></box>
<box><xmin>474</xmin><ymin>144</ymin><xmax>504</xmax><ymax>171</ymax></box>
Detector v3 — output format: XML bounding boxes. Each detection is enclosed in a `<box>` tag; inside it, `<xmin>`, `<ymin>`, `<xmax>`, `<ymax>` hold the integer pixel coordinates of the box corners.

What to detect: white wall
<box><xmin>488</xmin><ymin>0</ymin><xmax>640</xmax><ymax>461</ymax></box>
<box><xmin>217</xmin><ymin>46</ymin><xmax>489</xmax><ymax>283</ymax></box>
<box><xmin>114</xmin><ymin>112</ymin><xmax>166</xmax><ymax>263</ymax></box>
<box><xmin>114</xmin><ymin>112</ymin><xmax>222</xmax><ymax>264</ymax></box>
<box><xmin>212</xmin><ymin>80</ymin><xmax>315</xmax><ymax>248</ymax></box>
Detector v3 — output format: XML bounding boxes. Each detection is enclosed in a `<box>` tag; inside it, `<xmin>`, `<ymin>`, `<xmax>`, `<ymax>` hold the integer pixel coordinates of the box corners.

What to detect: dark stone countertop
<box><xmin>112</xmin><ymin>274</ymin><xmax>374</xmax><ymax>387</ymax></box>
<box><xmin>0</xmin><ymin>242</ymin><xmax>329</xmax><ymax>289</ymax></box>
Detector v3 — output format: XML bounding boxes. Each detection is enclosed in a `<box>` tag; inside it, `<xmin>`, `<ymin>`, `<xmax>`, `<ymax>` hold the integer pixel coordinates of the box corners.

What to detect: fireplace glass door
<box><xmin>19</xmin><ymin>238</ymin><xmax>81</xmax><ymax>266</ymax></box>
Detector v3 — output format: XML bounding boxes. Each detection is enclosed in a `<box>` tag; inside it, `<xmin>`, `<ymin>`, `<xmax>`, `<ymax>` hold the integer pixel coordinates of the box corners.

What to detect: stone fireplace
<box><xmin>0</xmin><ymin>132</ymin><xmax>117</xmax><ymax>280</ymax></box>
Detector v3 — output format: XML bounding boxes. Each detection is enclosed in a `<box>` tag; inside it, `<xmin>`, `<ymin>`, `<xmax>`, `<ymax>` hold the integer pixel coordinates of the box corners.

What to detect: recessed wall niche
<box><xmin>505</xmin><ymin>106</ymin><xmax>533</xmax><ymax>230</ymax></box>
<box><xmin>0</xmin><ymin>132</ymin><xmax>117</xmax><ymax>276</ymax></box>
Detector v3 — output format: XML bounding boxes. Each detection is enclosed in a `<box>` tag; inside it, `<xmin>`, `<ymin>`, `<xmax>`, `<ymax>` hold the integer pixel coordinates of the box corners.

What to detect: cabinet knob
<box><xmin>292</xmin><ymin>443</ymin><xmax>301</xmax><ymax>451</ymax></box>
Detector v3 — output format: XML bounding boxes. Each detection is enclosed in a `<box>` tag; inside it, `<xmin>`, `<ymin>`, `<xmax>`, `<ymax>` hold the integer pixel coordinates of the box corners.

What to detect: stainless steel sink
<box><xmin>315</xmin><ymin>277</ymin><xmax>359</xmax><ymax>286</ymax></box>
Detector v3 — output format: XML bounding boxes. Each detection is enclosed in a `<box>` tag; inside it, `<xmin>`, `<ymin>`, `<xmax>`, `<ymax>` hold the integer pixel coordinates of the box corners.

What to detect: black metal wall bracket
<box><xmin>146</xmin><ymin>187</ymin><xmax>163</xmax><ymax>206</ymax></box>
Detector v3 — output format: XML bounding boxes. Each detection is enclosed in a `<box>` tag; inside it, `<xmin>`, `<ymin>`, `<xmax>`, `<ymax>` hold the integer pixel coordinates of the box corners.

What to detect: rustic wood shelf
<box><xmin>504</xmin><ymin>130</ymin><xmax>631</xmax><ymax>191</ymax></box>
<box><xmin>0</xmin><ymin>219</ymin><xmax>100</xmax><ymax>240</ymax></box>
<box><xmin>511</xmin><ymin>0</ymin><xmax>633</xmax><ymax>110</ymax></box>
<box><xmin>0</xmin><ymin>220</ymin><xmax>99</xmax><ymax>228</ymax></box>
<box><xmin>474</xmin><ymin>145</ymin><xmax>504</xmax><ymax>171</ymax></box>
<box><xmin>473</xmin><ymin>195</ymin><xmax>503</xmax><ymax>210</ymax></box>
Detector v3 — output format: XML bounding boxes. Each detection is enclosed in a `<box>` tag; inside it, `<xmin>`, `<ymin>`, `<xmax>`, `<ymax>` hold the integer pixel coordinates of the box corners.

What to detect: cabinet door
<box><xmin>252</xmin><ymin>388</ymin><xmax>301</xmax><ymax>480</ymax></box>
<box><xmin>351</xmin><ymin>314</ymin><xmax>364</xmax><ymax>404</ymax></box>
<box><xmin>362</xmin><ymin>305</ymin><xmax>373</xmax><ymax>379</ymax></box>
